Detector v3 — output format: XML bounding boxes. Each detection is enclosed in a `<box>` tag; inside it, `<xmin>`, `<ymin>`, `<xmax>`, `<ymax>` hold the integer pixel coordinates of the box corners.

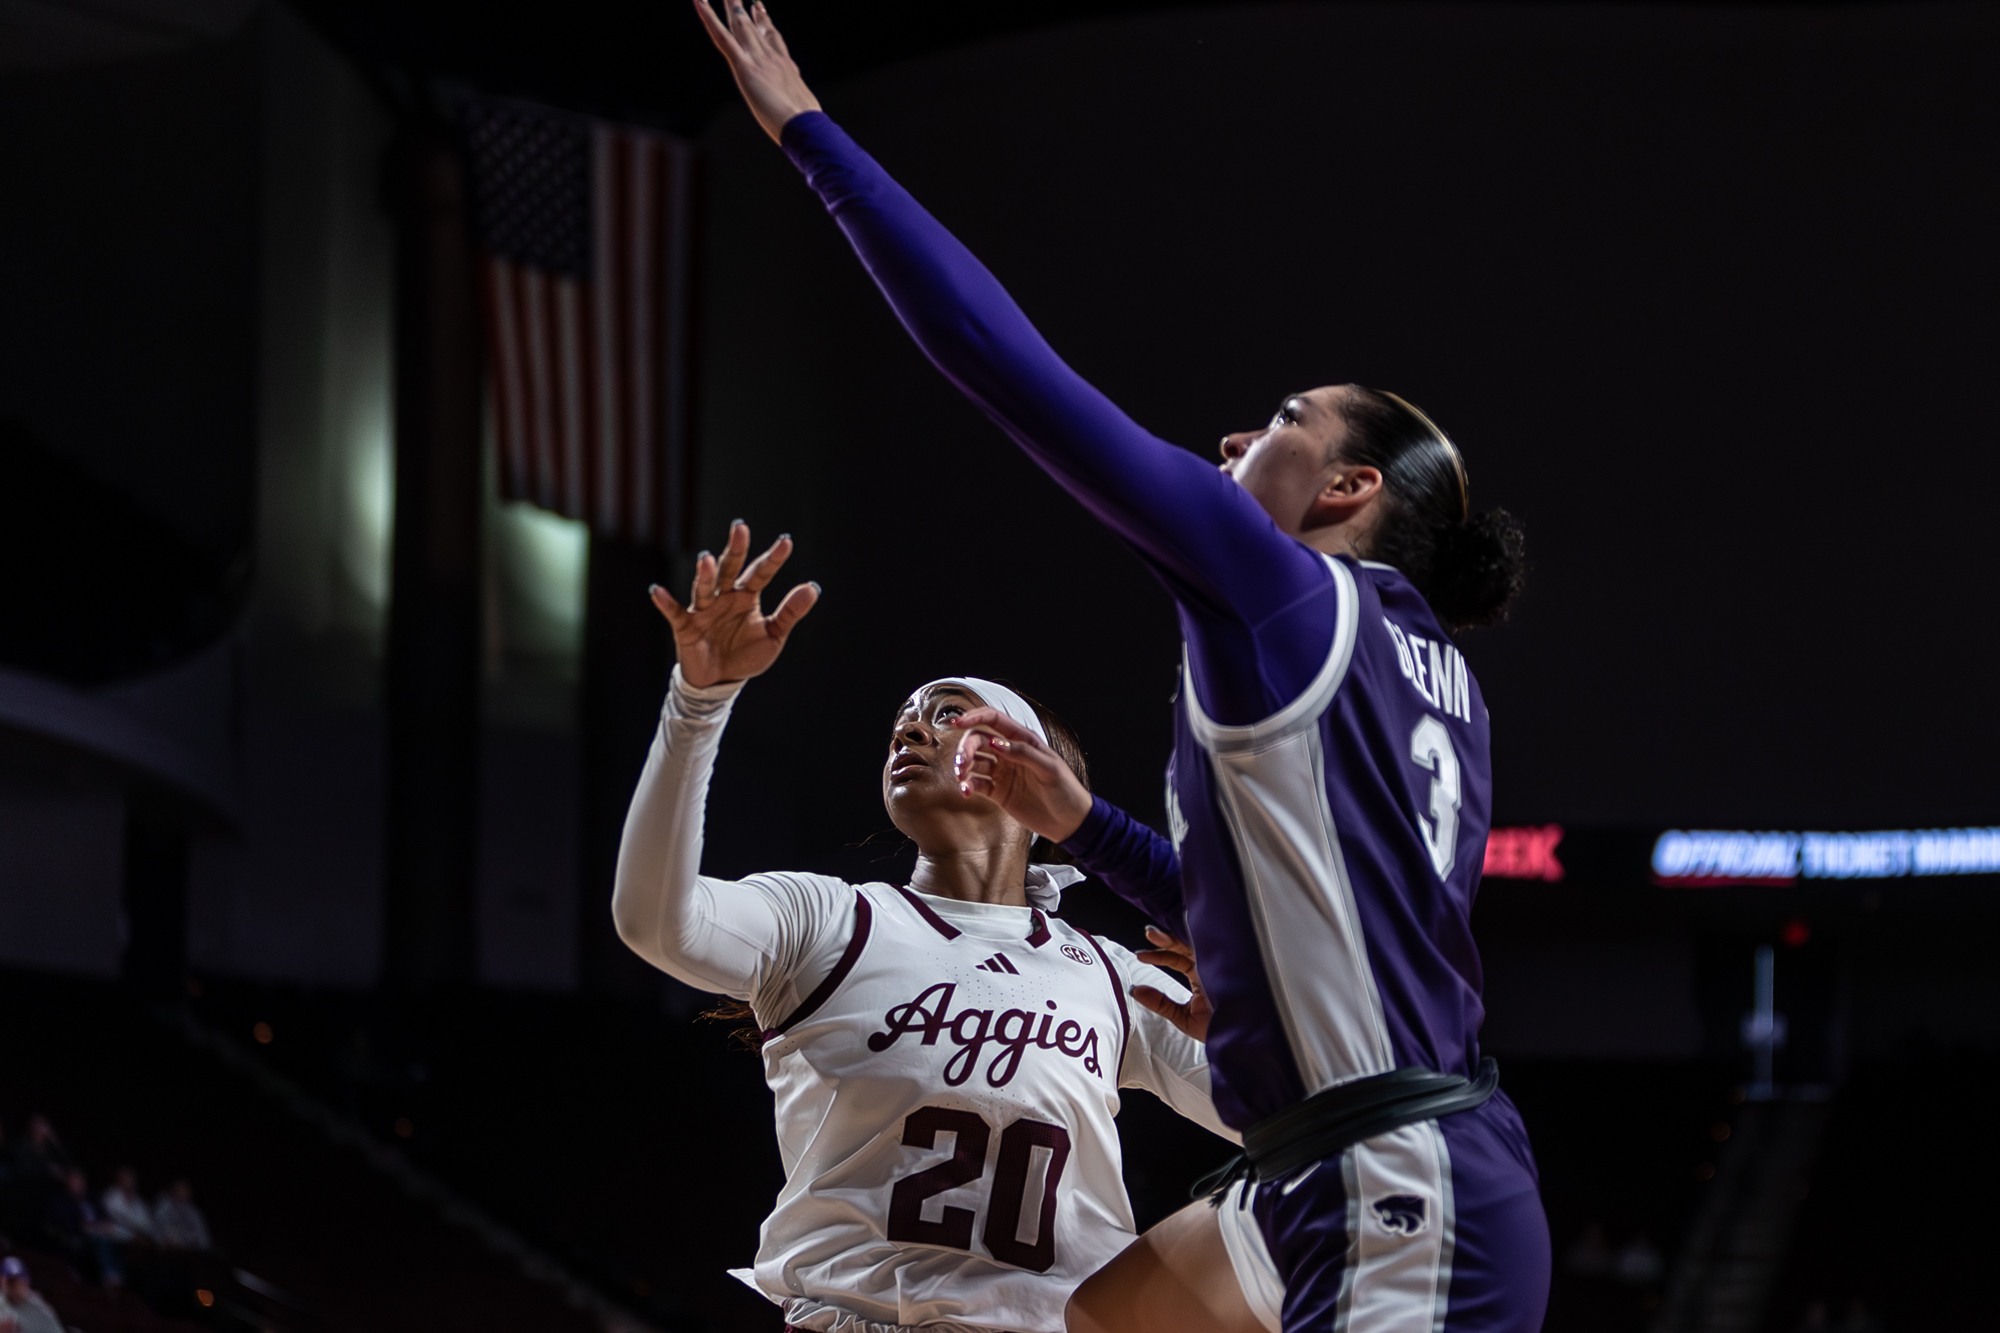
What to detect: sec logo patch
<box><xmin>1060</xmin><ymin>944</ymin><xmax>1094</xmax><ymax>965</ymax></box>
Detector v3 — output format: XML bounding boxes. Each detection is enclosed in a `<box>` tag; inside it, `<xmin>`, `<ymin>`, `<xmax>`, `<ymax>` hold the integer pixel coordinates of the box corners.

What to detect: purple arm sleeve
<box><xmin>1062</xmin><ymin>795</ymin><xmax>1188</xmax><ymax>941</ymax></box>
<box><xmin>781</xmin><ymin>113</ymin><xmax>1336</xmax><ymax>721</ymax></box>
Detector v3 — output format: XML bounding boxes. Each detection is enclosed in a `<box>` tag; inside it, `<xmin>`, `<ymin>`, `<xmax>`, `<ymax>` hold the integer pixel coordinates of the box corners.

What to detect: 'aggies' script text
<box><xmin>867</xmin><ymin>983</ymin><xmax>1104</xmax><ymax>1087</ymax></box>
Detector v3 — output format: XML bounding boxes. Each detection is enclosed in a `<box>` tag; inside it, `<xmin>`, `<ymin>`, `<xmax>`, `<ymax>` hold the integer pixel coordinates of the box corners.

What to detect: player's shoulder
<box><xmin>1349</xmin><ymin>557</ymin><xmax>1415</xmax><ymax>608</ymax></box>
<box><xmin>1077</xmin><ymin>929</ymin><xmax>1136</xmax><ymax>965</ymax></box>
<box><xmin>735</xmin><ymin>869</ymin><xmax>864</xmax><ymax>907</ymax></box>
<box><xmin>1053</xmin><ymin>923</ymin><xmax>1142</xmax><ymax>978</ymax></box>
<box><xmin>1353</xmin><ymin>563</ymin><xmax>1486</xmax><ymax>728</ymax></box>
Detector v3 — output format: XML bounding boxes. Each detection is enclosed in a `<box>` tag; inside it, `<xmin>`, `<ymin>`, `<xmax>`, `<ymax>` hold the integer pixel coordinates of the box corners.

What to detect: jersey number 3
<box><xmin>886</xmin><ymin>1106</ymin><xmax>1074</xmax><ymax>1273</ymax></box>
<box><xmin>1410</xmin><ymin>715</ymin><xmax>1462</xmax><ymax>879</ymax></box>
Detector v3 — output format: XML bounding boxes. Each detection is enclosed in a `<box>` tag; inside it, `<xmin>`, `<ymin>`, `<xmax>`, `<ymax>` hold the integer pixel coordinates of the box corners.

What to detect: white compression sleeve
<box><xmin>612</xmin><ymin>669</ymin><xmax>848</xmax><ymax>1003</ymax></box>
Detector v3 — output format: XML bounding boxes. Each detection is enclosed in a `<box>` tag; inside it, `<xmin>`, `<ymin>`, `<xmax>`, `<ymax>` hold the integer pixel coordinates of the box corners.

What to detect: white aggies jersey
<box><xmin>733</xmin><ymin>877</ymin><xmax>1231</xmax><ymax>1333</ymax></box>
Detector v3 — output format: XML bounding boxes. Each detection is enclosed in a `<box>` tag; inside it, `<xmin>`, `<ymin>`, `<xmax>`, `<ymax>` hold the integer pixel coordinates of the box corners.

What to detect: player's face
<box><xmin>882</xmin><ymin>685</ymin><xmax>1010</xmax><ymax>837</ymax></box>
<box><xmin>1218</xmin><ymin>384</ymin><xmax>1351</xmax><ymax>532</ymax></box>
<box><xmin>884</xmin><ymin>685</ymin><xmax>979</xmax><ymax>802</ymax></box>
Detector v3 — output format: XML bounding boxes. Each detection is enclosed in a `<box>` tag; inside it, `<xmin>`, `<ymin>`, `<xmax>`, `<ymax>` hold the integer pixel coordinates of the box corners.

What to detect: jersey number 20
<box><xmin>1410</xmin><ymin>715</ymin><xmax>1461</xmax><ymax>879</ymax></box>
<box><xmin>886</xmin><ymin>1106</ymin><xmax>1074</xmax><ymax>1273</ymax></box>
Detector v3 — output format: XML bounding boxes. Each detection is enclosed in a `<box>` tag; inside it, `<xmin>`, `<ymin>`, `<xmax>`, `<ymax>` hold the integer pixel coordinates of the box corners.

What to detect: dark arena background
<box><xmin>1</xmin><ymin>1</ymin><xmax>1996</xmax><ymax>1330</ymax></box>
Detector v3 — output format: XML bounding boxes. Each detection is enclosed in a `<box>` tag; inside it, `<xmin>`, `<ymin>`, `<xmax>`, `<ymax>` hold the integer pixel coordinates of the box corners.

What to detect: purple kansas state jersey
<box><xmin>784</xmin><ymin>110</ymin><xmax>1549</xmax><ymax>1330</ymax></box>
<box><xmin>1168</xmin><ymin>555</ymin><xmax>1490</xmax><ymax>1128</ymax></box>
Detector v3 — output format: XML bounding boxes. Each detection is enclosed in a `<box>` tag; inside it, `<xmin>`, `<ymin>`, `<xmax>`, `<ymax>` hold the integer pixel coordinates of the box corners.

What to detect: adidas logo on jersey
<box><xmin>975</xmin><ymin>954</ymin><xmax>1019</xmax><ymax>974</ymax></box>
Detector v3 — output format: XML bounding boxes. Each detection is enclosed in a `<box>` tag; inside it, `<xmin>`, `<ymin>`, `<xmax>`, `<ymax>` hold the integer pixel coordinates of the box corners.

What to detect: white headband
<box><xmin>917</xmin><ymin>677</ymin><xmax>1049</xmax><ymax>747</ymax></box>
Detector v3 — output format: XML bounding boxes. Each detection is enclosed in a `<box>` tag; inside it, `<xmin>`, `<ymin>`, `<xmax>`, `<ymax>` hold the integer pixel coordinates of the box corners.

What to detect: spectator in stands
<box><xmin>2</xmin><ymin>1118</ymin><xmax>71</xmax><ymax>1238</ymax></box>
<box><xmin>0</xmin><ymin>1258</ymin><xmax>61</xmax><ymax>1333</ymax></box>
<box><xmin>45</xmin><ymin>1169</ymin><xmax>123</xmax><ymax>1285</ymax></box>
<box><xmin>100</xmin><ymin>1167</ymin><xmax>155</xmax><ymax>1243</ymax></box>
<box><xmin>0</xmin><ymin>1123</ymin><xmax>19</xmax><ymax>1242</ymax></box>
<box><xmin>8</xmin><ymin>1118</ymin><xmax>73</xmax><ymax>1184</ymax></box>
<box><xmin>41</xmin><ymin>1168</ymin><xmax>86</xmax><ymax>1250</ymax></box>
<box><xmin>152</xmin><ymin>1179</ymin><xmax>211</xmax><ymax>1252</ymax></box>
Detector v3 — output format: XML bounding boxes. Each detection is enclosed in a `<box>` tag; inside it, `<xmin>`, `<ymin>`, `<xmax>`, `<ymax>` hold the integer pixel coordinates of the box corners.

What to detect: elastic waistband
<box><xmin>1195</xmin><ymin>1058</ymin><xmax>1500</xmax><ymax>1201</ymax></box>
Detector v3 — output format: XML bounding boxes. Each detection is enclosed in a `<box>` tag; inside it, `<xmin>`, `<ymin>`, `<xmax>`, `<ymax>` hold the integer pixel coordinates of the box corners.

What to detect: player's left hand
<box><xmin>1131</xmin><ymin>928</ymin><xmax>1211</xmax><ymax>1044</ymax></box>
<box><xmin>649</xmin><ymin>520</ymin><xmax>819</xmax><ymax>687</ymax></box>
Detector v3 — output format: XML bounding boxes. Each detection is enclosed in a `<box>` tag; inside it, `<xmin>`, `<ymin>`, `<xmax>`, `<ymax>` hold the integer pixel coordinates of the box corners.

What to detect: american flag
<box><xmin>464</xmin><ymin>101</ymin><xmax>694</xmax><ymax>548</ymax></box>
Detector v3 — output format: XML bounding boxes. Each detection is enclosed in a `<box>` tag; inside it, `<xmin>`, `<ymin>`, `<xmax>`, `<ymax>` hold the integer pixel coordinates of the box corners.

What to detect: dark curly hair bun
<box><xmin>1336</xmin><ymin>386</ymin><xmax>1527</xmax><ymax>633</ymax></box>
<box><xmin>1426</xmin><ymin>509</ymin><xmax>1526</xmax><ymax>631</ymax></box>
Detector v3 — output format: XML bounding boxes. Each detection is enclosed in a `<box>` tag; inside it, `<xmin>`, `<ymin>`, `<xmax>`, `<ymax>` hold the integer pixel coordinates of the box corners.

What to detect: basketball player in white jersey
<box><xmin>614</xmin><ymin>521</ymin><xmax>1239</xmax><ymax>1333</ymax></box>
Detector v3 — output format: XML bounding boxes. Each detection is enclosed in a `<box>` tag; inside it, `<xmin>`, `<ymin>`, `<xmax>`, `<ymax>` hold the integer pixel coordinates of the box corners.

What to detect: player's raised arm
<box><xmin>612</xmin><ymin>522</ymin><xmax>821</xmax><ymax>992</ymax></box>
<box><xmin>692</xmin><ymin>0</ymin><xmax>1331</xmax><ymax>663</ymax></box>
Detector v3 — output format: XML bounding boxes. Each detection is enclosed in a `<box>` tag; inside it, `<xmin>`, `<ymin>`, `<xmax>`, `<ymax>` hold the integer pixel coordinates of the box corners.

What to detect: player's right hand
<box><xmin>950</xmin><ymin>707</ymin><xmax>1093</xmax><ymax>843</ymax></box>
<box><xmin>650</xmin><ymin>520</ymin><xmax>819</xmax><ymax>688</ymax></box>
<box><xmin>692</xmin><ymin>0</ymin><xmax>822</xmax><ymax>146</ymax></box>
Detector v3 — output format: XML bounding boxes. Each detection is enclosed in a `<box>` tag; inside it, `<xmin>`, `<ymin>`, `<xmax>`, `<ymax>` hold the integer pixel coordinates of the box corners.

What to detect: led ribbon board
<box><xmin>1483</xmin><ymin>825</ymin><xmax>1566</xmax><ymax>881</ymax></box>
<box><xmin>1651</xmin><ymin>828</ymin><xmax>2000</xmax><ymax>886</ymax></box>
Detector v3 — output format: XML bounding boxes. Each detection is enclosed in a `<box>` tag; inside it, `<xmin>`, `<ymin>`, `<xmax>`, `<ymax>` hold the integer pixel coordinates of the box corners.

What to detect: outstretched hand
<box><xmin>1130</xmin><ymin>928</ymin><xmax>1212</xmax><ymax>1044</ymax></box>
<box><xmin>692</xmin><ymin>0</ymin><xmax>821</xmax><ymax>145</ymax></box>
<box><xmin>650</xmin><ymin>521</ymin><xmax>819</xmax><ymax>688</ymax></box>
<box><xmin>950</xmin><ymin>707</ymin><xmax>1093</xmax><ymax>844</ymax></box>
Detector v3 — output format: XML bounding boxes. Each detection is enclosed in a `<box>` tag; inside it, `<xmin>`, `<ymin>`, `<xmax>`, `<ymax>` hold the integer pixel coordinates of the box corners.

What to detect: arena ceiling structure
<box><xmin>290</xmin><ymin>0</ymin><xmax>1205</xmax><ymax>132</ymax></box>
<box><xmin>283</xmin><ymin>0</ymin><xmax>1962</xmax><ymax>134</ymax></box>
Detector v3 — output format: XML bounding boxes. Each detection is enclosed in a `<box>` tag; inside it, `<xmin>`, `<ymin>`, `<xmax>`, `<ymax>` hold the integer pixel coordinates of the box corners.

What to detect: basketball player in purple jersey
<box><xmin>694</xmin><ymin>4</ymin><xmax>1548</xmax><ymax>1332</ymax></box>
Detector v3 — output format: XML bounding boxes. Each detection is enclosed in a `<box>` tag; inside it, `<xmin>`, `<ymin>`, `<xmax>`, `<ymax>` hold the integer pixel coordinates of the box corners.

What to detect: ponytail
<box><xmin>1336</xmin><ymin>387</ymin><xmax>1526</xmax><ymax>631</ymax></box>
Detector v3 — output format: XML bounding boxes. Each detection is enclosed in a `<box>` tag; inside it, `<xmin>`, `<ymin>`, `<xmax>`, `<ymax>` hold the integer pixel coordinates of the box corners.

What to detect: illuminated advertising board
<box><xmin>1650</xmin><ymin>828</ymin><xmax>2000</xmax><ymax>886</ymax></box>
<box><xmin>1475</xmin><ymin>825</ymin><xmax>2000</xmax><ymax>888</ymax></box>
<box><xmin>1482</xmin><ymin>825</ymin><xmax>1565</xmax><ymax>881</ymax></box>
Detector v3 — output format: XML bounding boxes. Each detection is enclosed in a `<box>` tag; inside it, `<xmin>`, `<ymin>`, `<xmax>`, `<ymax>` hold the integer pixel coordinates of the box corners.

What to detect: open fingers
<box><xmin>690</xmin><ymin>0</ymin><xmax>744</xmax><ymax>58</ymax></box>
<box><xmin>735</xmin><ymin>532</ymin><xmax>794</xmax><ymax>593</ymax></box>
<box><xmin>954</xmin><ymin>731</ymin><xmax>1003</xmax><ymax>790</ymax></box>
<box><xmin>688</xmin><ymin>548</ymin><xmax>721</xmax><ymax>610</ymax></box>
<box><xmin>724</xmin><ymin>0</ymin><xmax>762</xmax><ymax>48</ymax></box>
<box><xmin>952</xmin><ymin>726</ymin><xmax>1041</xmax><ymax>782</ymax></box>
<box><xmin>767</xmin><ymin>580</ymin><xmax>821</xmax><ymax>639</ymax></box>
<box><xmin>1136</xmin><ymin>949</ymin><xmax>1196</xmax><ymax>982</ymax></box>
<box><xmin>1130</xmin><ymin>984</ymin><xmax>1190</xmax><ymax>1026</ymax></box>
<box><xmin>948</xmin><ymin>705</ymin><xmax>1044</xmax><ymax>749</ymax></box>
<box><xmin>648</xmin><ymin>582</ymin><xmax>689</xmax><ymax>627</ymax></box>
<box><xmin>714</xmin><ymin>519</ymin><xmax>751</xmax><ymax>589</ymax></box>
<box><xmin>754</xmin><ymin>1</ymin><xmax>791</xmax><ymax>55</ymax></box>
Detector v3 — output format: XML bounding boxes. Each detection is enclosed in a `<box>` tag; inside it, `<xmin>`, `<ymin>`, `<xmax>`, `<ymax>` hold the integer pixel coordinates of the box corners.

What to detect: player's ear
<box><xmin>1304</xmin><ymin>464</ymin><xmax>1382</xmax><ymax>529</ymax></box>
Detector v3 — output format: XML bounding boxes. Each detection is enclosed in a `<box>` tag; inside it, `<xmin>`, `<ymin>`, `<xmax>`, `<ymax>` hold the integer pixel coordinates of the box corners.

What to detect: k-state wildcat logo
<box><xmin>1060</xmin><ymin>944</ymin><xmax>1094</xmax><ymax>965</ymax></box>
<box><xmin>867</xmin><ymin>982</ymin><xmax>1103</xmax><ymax>1086</ymax></box>
<box><xmin>1372</xmin><ymin>1195</ymin><xmax>1428</xmax><ymax>1237</ymax></box>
